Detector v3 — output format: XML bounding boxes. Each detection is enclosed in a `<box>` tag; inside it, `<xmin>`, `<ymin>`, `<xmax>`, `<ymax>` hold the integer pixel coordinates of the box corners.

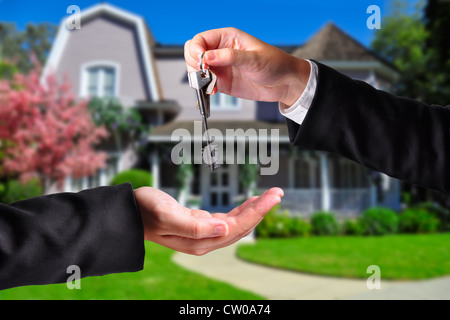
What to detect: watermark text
<box><xmin>171</xmin><ymin>121</ymin><xmax>280</xmax><ymax>175</ymax></box>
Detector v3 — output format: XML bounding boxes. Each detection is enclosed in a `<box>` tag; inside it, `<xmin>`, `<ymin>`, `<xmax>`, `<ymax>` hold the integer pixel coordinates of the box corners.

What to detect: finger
<box><xmin>155</xmin><ymin>220</ymin><xmax>255</xmax><ymax>256</ymax></box>
<box><xmin>264</xmin><ymin>187</ymin><xmax>284</xmax><ymax>198</ymax></box>
<box><xmin>227</xmin><ymin>188</ymin><xmax>283</xmax><ymax>217</ymax></box>
<box><xmin>233</xmin><ymin>188</ymin><xmax>283</xmax><ymax>231</ymax></box>
<box><xmin>227</xmin><ymin>196</ymin><xmax>259</xmax><ymax>216</ymax></box>
<box><xmin>188</xmin><ymin>28</ymin><xmax>234</xmax><ymax>58</ymax></box>
<box><xmin>163</xmin><ymin>213</ymin><xmax>229</xmax><ymax>239</ymax></box>
<box><xmin>154</xmin><ymin>234</ymin><xmax>224</xmax><ymax>256</ymax></box>
<box><xmin>154</xmin><ymin>188</ymin><xmax>283</xmax><ymax>255</ymax></box>
<box><xmin>157</xmin><ymin>212</ymin><xmax>264</xmax><ymax>255</ymax></box>
<box><xmin>184</xmin><ymin>39</ymin><xmax>200</xmax><ymax>73</ymax></box>
<box><xmin>157</xmin><ymin>227</ymin><xmax>253</xmax><ymax>255</ymax></box>
<box><xmin>190</xmin><ymin>209</ymin><xmax>212</xmax><ymax>219</ymax></box>
<box><xmin>204</xmin><ymin>48</ymin><xmax>258</xmax><ymax>69</ymax></box>
<box><xmin>181</xmin><ymin>206</ymin><xmax>212</xmax><ymax>219</ymax></box>
<box><xmin>187</xmin><ymin>27</ymin><xmax>255</xmax><ymax>70</ymax></box>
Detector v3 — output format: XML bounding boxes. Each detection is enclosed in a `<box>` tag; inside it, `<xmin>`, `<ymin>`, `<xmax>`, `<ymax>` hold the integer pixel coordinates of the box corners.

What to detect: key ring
<box><xmin>200</xmin><ymin>52</ymin><xmax>207</xmax><ymax>75</ymax></box>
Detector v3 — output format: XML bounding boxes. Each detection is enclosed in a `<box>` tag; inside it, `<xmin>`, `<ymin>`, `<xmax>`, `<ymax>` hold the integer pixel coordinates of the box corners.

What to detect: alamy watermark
<box><xmin>171</xmin><ymin>121</ymin><xmax>280</xmax><ymax>175</ymax></box>
<box><xmin>66</xmin><ymin>5</ymin><xmax>81</xmax><ymax>30</ymax></box>
<box><xmin>367</xmin><ymin>5</ymin><xmax>381</xmax><ymax>30</ymax></box>
<box><xmin>66</xmin><ymin>265</ymin><xmax>81</xmax><ymax>289</ymax></box>
<box><xmin>366</xmin><ymin>265</ymin><xmax>381</xmax><ymax>289</ymax></box>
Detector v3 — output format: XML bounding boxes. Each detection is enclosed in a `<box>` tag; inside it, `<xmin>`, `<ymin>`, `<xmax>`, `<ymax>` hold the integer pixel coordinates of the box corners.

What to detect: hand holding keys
<box><xmin>188</xmin><ymin>53</ymin><xmax>220</xmax><ymax>171</ymax></box>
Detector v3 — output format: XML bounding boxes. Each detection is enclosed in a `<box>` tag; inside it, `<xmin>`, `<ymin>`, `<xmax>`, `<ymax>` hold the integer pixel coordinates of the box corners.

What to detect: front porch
<box><xmin>147</xmin><ymin>120</ymin><xmax>401</xmax><ymax>216</ymax></box>
<box><xmin>274</xmin><ymin>188</ymin><xmax>373</xmax><ymax>218</ymax></box>
<box><xmin>152</xmin><ymin>152</ymin><xmax>400</xmax><ymax>217</ymax></box>
<box><xmin>160</xmin><ymin>186</ymin><xmax>378</xmax><ymax>218</ymax></box>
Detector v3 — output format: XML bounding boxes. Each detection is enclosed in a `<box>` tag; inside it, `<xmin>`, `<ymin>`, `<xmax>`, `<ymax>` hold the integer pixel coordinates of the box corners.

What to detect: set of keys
<box><xmin>188</xmin><ymin>53</ymin><xmax>220</xmax><ymax>171</ymax></box>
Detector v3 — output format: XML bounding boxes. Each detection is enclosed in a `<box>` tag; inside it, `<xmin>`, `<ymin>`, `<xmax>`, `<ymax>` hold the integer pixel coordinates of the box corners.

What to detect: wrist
<box><xmin>280</xmin><ymin>58</ymin><xmax>311</xmax><ymax>107</ymax></box>
<box><xmin>134</xmin><ymin>187</ymin><xmax>152</xmax><ymax>241</ymax></box>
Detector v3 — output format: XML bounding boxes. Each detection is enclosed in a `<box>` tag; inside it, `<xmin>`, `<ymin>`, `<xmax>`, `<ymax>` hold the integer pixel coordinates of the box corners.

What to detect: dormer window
<box><xmin>87</xmin><ymin>67</ymin><xmax>115</xmax><ymax>97</ymax></box>
<box><xmin>80</xmin><ymin>61</ymin><xmax>119</xmax><ymax>98</ymax></box>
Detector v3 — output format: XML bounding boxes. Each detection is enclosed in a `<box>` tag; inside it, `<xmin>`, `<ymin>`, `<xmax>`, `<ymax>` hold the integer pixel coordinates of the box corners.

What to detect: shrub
<box><xmin>0</xmin><ymin>178</ymin><xmax>43</xmax><ymax>204</ymax></box>
<box><xmin>287</xmin><ymin>216</ymin><xmax>311</xmax><ymax>237</ymax></box>
<box><xmin>342</xmin><ymin>219</ymin><xmax>364</xmax><ymax>236</ymax></box>
<box><xmin>399</xmin><ymin>208</ymin><xmax>440</xmax><ymax>234</ymax></box>
<box><xmin>415</xmin><ymin>202</ymin><xmax>450</xmax><ymax>231</ymax></box>
<box><xmin>110</xmin><ymin>169</ymin><xmax>153</xmax><ymax>189</ymax></box>
<box><xmin>359</xmin><ymin>207</ymin><xmax>398</xmax><ymax>235</ymax></box>
<box><xmin>310</xmin><ymin>211</ymin><xmax>339</xmax><ymax>236</ymax></box>
<box><xmin>256</xmin><ymin>205</ymin><xmax>311</xmax><ymax>238</ymax></box>
<box><xmin>255</xmin><ymin>204</ymin><xmax>281</xmax><ymax>238</ymax></box>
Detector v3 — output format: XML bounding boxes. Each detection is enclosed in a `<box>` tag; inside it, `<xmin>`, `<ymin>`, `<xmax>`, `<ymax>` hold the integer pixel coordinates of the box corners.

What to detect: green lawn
<box><xmin>0</xmin><ymin>242</ymin><xmax>263</xmax><ymax>300</ymax></box>
<box><xmin>237</xmin><ymin>233</ymin><xmax>450</xmax><ymax>280</ymax></box>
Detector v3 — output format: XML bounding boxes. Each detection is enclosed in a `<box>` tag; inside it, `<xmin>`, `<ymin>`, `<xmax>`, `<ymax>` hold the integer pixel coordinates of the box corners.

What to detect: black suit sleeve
<box><xmin>287</xmin><ymin>61</ymin><xmax>450</xmax><ymax>193</ymax></box>
<box><xmin>0</xmin><ymin>183</ymin><xmax>145</xmax><ymax>290</ymax></box>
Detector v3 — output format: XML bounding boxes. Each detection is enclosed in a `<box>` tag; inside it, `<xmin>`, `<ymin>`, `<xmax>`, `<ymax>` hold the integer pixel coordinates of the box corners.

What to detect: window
<box><xmin>86</xmin><ymin>66</ymin><xmax>116</xmax><ymax>98</ymax></box>
<box><xmin>210</xmin><ymin>92</ymin><xmax>240</xmax><ymax>110</ymax></box>
<box><xmin>81</xmin><ymin>62</ymin><xmax>119</xmax><ymax>98</ymax></box>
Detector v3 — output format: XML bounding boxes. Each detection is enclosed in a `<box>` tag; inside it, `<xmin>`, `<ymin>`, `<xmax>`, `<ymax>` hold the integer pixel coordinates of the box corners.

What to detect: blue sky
<box><xmin>0</xmin><ymin>0</ymin><xmax>391</xmax><ymax>47</ymax></box>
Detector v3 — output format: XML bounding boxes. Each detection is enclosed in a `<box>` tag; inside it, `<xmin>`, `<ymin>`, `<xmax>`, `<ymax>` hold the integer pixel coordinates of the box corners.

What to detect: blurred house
<box><xmin>43</xmin><ymin>3</ymin><xmax>401</xmax><ymax>217</ymax></box>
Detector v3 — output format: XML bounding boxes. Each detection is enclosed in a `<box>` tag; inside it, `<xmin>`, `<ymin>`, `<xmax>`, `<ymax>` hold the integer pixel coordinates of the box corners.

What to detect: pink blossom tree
<box><xmin>0</xmin><ymin>62</ymin><xmax>108</xmax><ymax>193</ymax></box>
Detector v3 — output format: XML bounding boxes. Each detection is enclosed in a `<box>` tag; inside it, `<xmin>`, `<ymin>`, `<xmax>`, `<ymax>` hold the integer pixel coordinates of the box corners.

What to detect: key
<box><xmin>188</xmin><ymin>62</ymin><xmax>220</xmax><ymax>171</ymax></box>
<box><xmin>189</xmin><ymin>69</ymin><xmax>215</xmax><ymax>118</ymax></box>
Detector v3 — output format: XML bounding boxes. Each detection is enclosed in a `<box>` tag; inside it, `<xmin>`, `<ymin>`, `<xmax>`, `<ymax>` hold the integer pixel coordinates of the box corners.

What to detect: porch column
<box><xmin>99</xmin><ymin>168</ymin><xmax>108</xmax><ymax>186</ymax></box>
<box><xmin>288</xmin><ymin>153</ymin><xmax>295</xmax><ymax>189</ymax></box>
<box><xmin>64</xmin><ymin>176</ymin><xmax>72</xmax><ymax>193</ymax></box>
<box><xmin>156</xmin><ymin>109</ymin><xmax>163</xmax><ymax>126</ymax></box>
<box><xmin>82</xmin><ymin>177</ymin><xmax>88</xmax><ymax>190</ymax></box>
<box><xmin>151</xmin><ymin>148</ymin><xmax>160</xmax><ymax>189</ymax></box>
<box><xmin>320</xmin><ymin>153</ymin><xmax>331</xmax><ymax>211</ymax></box>
<box><xmin>370</xmin><ymin>184</ymin><xmax>377</xmax><ymax>207</ymax></box>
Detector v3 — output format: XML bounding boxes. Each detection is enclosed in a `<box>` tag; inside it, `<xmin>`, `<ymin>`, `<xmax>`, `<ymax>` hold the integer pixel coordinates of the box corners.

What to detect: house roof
<box><xmin>293</xmin><ymin>22</ymin><xmax>378</xmax><ymax>61</ymax></box>
<box><xmin>292</xmin><ymin>22</ymin><xmax>398</xmax><ymax>79</ymax></box>
<box><xmin>148</xmin><ymin>120</ymin><xmax>290</xmax><ymax>143</ymax></box>
<box><xmin>154</xmin><ymin>23</ymin><xmax>390</xmax><ymax>64</ymax></box>
<box><xmin>42</xmin><ymin>2</ymin><xmax>162</xmax><ymax>101</ymax></box>
<box><xmin>153</xmin><ymin>22</ymin><xmax>398</xmax><ymax>79</ymax></box>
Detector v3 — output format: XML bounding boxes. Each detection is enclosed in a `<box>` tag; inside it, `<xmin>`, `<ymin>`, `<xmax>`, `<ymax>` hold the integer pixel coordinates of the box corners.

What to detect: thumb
<box><xmin>205</xmin><ymin>48</ymin><xmax>257</xmax><ymax>69</ymax></box>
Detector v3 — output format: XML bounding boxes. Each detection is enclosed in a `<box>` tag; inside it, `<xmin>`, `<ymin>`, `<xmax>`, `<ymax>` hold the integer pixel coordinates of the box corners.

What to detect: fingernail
<box><xmin>213</xmin><ymin>224</ymin><xmax>227</xmax><ymax>236</ymax></box>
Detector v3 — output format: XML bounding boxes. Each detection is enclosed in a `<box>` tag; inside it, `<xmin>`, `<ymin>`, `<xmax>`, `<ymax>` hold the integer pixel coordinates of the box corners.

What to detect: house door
<box><xmin>201</xmin><ymin>164</ymin><xmax>237</xmax><ymax>212</ymax></box>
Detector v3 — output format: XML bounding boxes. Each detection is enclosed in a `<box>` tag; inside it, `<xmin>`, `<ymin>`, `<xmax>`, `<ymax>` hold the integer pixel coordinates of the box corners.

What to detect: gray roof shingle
<box><xmin>292</xmin><ymin>22</ymin><xmax>382</xmax><ymax>62</ymax></box>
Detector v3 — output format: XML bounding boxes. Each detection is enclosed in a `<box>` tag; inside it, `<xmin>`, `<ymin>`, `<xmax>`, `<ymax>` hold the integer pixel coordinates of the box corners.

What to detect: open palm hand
<box><xmin>134</xmin><ymin>186</ymin><xmax>283</xmax><ymax>255</ymax></box>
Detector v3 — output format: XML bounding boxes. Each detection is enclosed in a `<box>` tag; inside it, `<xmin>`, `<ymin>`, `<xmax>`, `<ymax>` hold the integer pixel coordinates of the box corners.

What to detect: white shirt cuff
<box><xmin>279</xmin><ymin>59</ymin><xmax>318</xmax><ymax>125</ymax></box>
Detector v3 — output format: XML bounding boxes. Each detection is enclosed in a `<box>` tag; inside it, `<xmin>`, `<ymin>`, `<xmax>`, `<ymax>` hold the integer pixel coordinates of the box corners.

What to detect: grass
<box><xmin>0</xmin><ymin>242</ymin><xmax>263</xmax><ymax>300</ymax></box>
<box><xmin>236</xmin><ymin>233</ymin><xmax>450</xmax><ymax>280</ymax></box>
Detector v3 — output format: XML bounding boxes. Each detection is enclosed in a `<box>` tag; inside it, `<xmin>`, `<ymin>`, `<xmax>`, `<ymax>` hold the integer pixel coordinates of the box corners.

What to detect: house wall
<box><xmin>339</xmin><ymin>69</ymin><xmax>370</xmax><ymax>81</ymax></box>
<box><xmin>335</xmin><ymin>69</ymin><xmax>394</xmax><ymax>92</ymax></box>
<box><xmin>56</xmin><ymin>14</ymin><xmax>150</xmax><ymax>107</ymax></box>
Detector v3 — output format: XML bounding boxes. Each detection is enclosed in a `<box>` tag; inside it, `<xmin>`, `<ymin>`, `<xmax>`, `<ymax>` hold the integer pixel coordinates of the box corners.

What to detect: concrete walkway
<box><xmin>172</xmin><ymin>241</ymin><xmax>450</xmax><ymax>300</ymax></box>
